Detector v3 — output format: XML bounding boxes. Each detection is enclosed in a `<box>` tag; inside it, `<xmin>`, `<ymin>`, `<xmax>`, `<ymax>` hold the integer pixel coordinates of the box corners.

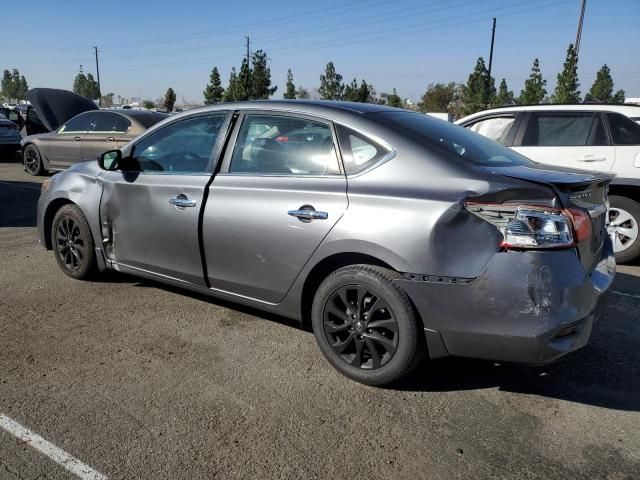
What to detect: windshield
<box><xmin>372</xmin><ymin>111</ymin><xmax>533</xmax><ymax>167</ymax></box>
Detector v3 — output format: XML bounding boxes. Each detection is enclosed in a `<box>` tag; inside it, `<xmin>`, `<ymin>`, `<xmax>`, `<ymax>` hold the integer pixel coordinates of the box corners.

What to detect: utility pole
<box><xmin>245</xmin><ymin>36</ymin><xmax>250</xmax><ymax>65</ymax></box>
<box><xmin>575</xmin><ymin>0</ymin><xmax>586</xmax><ymax>58</ymax></box>
<box><xmin>488</xmin><ymin>17</ymin><xmax>496</xmax><ymax>80</ymax></box>
<box><xmin>93</xmin><ymin>46</ymin><xmax>101</xmax><ymax>107</ymax></box>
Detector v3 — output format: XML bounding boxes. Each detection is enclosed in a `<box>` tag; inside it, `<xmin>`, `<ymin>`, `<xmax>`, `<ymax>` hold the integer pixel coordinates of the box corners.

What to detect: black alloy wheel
<box><xmin>52</xmin><ymin>204</ymin><xmax>96</xmax><ymax>279</ymax></box>
<box><xmin>323</xmin><ymin>284</ymin><xmax>399</xmax><ymax>369</ymax></box>
<box><xmin>312</xmin><ymin>264</ymin><xmax>423</xmax><ymax>386</ymax></box>
<box><xmin>23</xmin><ymin>144</ymin><xmax>45</xmax><ymax>176</ymax></box>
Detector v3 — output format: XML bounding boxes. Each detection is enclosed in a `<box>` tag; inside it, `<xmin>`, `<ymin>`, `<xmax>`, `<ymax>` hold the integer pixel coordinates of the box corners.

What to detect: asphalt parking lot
<box><xmin>0</xmin><ymin>157</ymin><xmax>639</xmax><ymax>480</ymax></box>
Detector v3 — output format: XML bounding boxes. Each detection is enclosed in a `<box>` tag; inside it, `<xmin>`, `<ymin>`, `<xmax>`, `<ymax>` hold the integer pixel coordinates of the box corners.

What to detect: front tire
<box><xmin>23</xmin><ymin>144</ymin><xmax>46</xmax><ymax>176</ymax></box>
<box><xmin>51</xmin><ymin>205</ymin><xmax>97</xmax><ymax>279</ymax></box>
<box><xmin>311</xmin><ymin>265</ymin><xmax>423</xmax><ymax>386</ymax></box>
<box><xmin>608</xmin><ymin>195</ymin><xmax>640</xmax><ymax>264</ymax></box>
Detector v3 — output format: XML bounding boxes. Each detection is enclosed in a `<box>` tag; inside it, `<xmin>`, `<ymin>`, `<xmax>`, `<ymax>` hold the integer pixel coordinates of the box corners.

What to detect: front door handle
<box><xmin>74</xmin><ymin>136</ymin><xmax>81</xmax><ymax>142</ymax></box>
<box><xmin>106</xmin><ymin>136</ymin><xmax>115</xmax><ymax>142</ymax></box>
<box><xmin>169</xmin><ymin>195</ymin><xmax>197</xmax><ymax>208</ymax></box>
<box><xmin>578</xmin><ymin>155</ymin><xmax>606</xmax><ymax>162</ymax></box>
<box><xmin>288</xmin><ymin>206</ymin><xmax>328</xmax><ymax>221</ymax></box>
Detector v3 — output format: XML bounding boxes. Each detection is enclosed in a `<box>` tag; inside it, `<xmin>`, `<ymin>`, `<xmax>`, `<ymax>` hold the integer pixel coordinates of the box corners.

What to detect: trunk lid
<box><xmin>486</xmin><ymin>163</ymin><xmax>613</xmax><ymax>270</ymax></box>
<box><xmin>26</xmin><ymin>88</ymin><xmax>98</xmax><ymax>132</ymax></box>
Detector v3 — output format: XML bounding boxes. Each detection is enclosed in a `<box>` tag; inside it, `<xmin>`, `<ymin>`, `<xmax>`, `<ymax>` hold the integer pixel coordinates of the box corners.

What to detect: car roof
<box><xmin>457</xmin><ymin>103</ymin><xmax>640</xmax><ymax>123</ymax></box>
<box><xmin>177</xmin><ymin>100</ymin><xmax>403</xmax><ymax>117</ymax></box>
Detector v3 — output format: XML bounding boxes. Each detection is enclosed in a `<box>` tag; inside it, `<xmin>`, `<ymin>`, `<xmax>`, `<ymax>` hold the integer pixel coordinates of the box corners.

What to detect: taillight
<box><xmin>465</xmin><ymin>202</ymin><xmax>584</xmax><ymax>250</ymax></box>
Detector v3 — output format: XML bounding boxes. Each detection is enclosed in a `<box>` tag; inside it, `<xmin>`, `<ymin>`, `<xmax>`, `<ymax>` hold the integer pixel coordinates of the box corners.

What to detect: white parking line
<box><xmin>612</xmin><ymin>290</ymin><xmax>640</xmax><ymax>300</ymax></box>
<box><xmin>0</xmin><ymin>414</ymin><xmax>107</xmax><ymax>480</ymax></box>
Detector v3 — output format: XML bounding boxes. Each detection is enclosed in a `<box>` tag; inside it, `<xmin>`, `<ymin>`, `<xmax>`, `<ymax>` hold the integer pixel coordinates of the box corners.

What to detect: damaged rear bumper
<box><xmin>396</xmin><ymin>240</ymin><xmax>615</xmax><ymax>364</ymax></box>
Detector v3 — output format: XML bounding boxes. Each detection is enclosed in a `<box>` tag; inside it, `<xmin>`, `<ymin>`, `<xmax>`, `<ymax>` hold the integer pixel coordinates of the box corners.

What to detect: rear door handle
<box><xmin>288</xmin><ymin>207</ymin><xmax>328</xmax><ymax>221</ymax></box>
<box><xmin>169</xmin><ymin>195</ymin><xmax>197</xmax><ymax>208</ymax></box>
<box><xmin>106</xmin><ymin>136</ymin><xmax>115</xmax><ymax>142</ymax></box>
<box><xmin>74</xmin><ymin>136</ymin><xmax>81</xmax><ymax>142</ymax></box>
<box><xmin>578</xmin><ymin>155</ymin><xmax>606</xmax><ymax>162</ymax></box>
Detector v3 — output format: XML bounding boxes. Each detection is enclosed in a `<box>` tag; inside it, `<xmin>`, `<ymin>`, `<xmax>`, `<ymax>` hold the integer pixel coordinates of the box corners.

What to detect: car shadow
<box><xmin>124</xmin><ymin>270</ymin><xmax>640</xmax><ymax>412</ymax></box>
<box><xmin>0</xmin><ymin>180</ymin><xmax>43</xmax><ymax>227</ymax></box>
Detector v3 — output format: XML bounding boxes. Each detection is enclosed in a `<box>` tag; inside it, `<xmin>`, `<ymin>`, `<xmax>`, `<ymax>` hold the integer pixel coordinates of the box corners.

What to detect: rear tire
<box><xmin>311</xmin><ymin>264</ymin><xmax>424</xmax><ymax>386</ymax></box>
<box><xmin>51</xmin><ymin>204</ymin><xmax>97</xmax><ymax>280</ymax></box>
<box><xmin>23</xmin><ymin>144</ymin><xmax>46</xmax><ymax>176</ymax></box>
<box><xmin>608</xmin><ymin>195</ymin><xmax>640</xmax><ymax>264</ymax></box>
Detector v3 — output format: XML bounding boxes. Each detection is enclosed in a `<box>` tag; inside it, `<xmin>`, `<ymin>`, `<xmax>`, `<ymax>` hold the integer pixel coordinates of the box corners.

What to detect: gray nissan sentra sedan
<box><xmin>37</xmin><ymin>100</ymin><xmax>615</xmax><ymax>386</ymax></box>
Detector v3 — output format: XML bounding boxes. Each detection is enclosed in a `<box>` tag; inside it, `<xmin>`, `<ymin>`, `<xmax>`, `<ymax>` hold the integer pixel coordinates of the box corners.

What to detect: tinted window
<box><xmin>132</xmin><ymin>114</ymin><xmax>226</xmax><ymax>173</ymax></box>
<box><xmin>522</xmin><ymin>113</ymin><xmax>605</xmax><ymax>146</ymax></box>
<box><xmin>60</xmin><ymin>112</ymin><xmax>93</xmax><ymax>133</ymax></box>
<box><xmin>229</xmin><ymin>114</ymin><xmax>340</xmax><ymax>175</ymax></box>
<box><xmin>91</xmin><ymin>112</ymin><xmax>130</xmax><ymax>133</ymax></box>
<box><xmin>336</xmin><ymin>125</ymin><xmax>390</xmax><ymax>174</ymax></box>
<box><xmin>607</xmin><ymin>113</ymin><xmax>640</xmax><ymax>145</ymax></box>
<box><xmin>373</xmin><ymin>111</ymin><xmax>532</xmax><ymax>166</ymax></box>
<box><xmin>467</xmin><ymin>116</ymin><xmax>515</xmax><ymax>145</ymax></box>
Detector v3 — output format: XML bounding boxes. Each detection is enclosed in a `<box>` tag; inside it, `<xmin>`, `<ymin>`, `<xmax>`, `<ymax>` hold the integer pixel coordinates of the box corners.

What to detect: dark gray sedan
<box><xmin>36</xmin><ymin>101</ymin><xmax>615</xmax><ymax>386</ymax></box>
<box><xmin>21</xmin><ymin>88</ymin><xmax>167</xmax><ymax>175</ymax></box>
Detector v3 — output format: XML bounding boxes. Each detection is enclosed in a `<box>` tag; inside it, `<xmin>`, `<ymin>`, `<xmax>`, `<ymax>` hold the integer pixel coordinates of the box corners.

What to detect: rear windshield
<box><xmin>132</xmin><ymin>113</ymin><xmax>169</xmax><ymax>128</ymax></box>
<box><xmin>372</xmin><ymin>111</ymin><xmax>533</xmax><ymax>167</ymax></box>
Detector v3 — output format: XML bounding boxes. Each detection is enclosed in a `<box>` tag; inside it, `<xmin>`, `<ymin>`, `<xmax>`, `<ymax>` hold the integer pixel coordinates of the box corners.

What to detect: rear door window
<box><xmin>229</xmin><ymin>114</ymin><xmax>341</xmax><ymax>175</ymax></box>
<box><xmin>522</xmin><ymin>113</ymin><xmax>606</xmax><ymax>146</ymax></box>
<box><xmin>91</xmin><ymin>112</ymin><xmax>131</xmax><ymax>133</ymax></box>
<box><xmin>607</xmin><ymin>113</ymin><xmax>640</xmax><ymax>145</ymax></box>
<box><xmin>466</xmin><ymin>116</ymin><xmax>515</xmax><ymax>145</ymax></box>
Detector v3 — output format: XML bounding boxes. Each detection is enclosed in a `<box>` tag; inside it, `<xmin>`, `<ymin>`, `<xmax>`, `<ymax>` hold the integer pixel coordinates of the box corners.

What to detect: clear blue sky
<box><xmin>4</xmin><ymin>0</ymin><xmax>639</xmax><ymax>104</ymax></box>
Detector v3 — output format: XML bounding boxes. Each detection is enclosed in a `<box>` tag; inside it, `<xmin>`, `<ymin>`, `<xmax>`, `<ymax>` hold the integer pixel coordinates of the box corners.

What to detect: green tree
<box><xmin>495</xmin><ymin>78</ymin><xmax>514</xmax><ymax>106</ymax></box>
<box><xmin>235</xmin><ymin>58</ymin><xmax>252</xmax><ymax>101</ymax></box>
<box><xmin>284</xmin><ymin>69</ymin><xmax>296</xmax><ymax>99</ymax></box>
<box><xmin>356</xmin><ymin>80</ymin><xmax>371</xmax><ymax>103</ymax></box>
<box><xmin>1</xmin><ymin>70</ymin><xmax>13</xmax><ymax>100</ymax></box>
<box><xmin>72</xmin><ymin>71</ymin><xmax>88</xmax><ymax>97</ymax></box>
<box><xmin>318</xmin><ymin>62</ymin><xmax>344</xmax><ymax>100</ymax></box>
<box><xmin>85</xmin><ymin>73</ymin><xmax>100</xmax><ymax>99</ymax></box>
<box><xmin>164</xmin><ymin>87</ymin><xmax>177</xmax><ymax>112</ymax></box>
<box><xmin>101</xmin><ymin>93</ymin><xmax>114</xmax><ymax>108</ymax></box>
<box><xmin>519</xmin><ymin>58</ymin><xmax>547</xmax><ymax>104</ymax></box>
<box><xmin>552</xmin><ymin>44</ymin><xmax>580</xmax><ymax>104</ymax></box>
<box><xmin>343</xmin><ymin>78</ymin><xmax>359</xmax><ymax>101</ymax></box>
<box><xmin>203</xmin><ymin>66</ymin><xmax>224</xmax><ymax>104</ymax></box>
<box><xmin>18</xmin><ymin>75</ymin><xmax>29</xmax><ymax>99</ymax></box>
<box><xmin>251</xmin><ymin>50</ymin><xmax>277</xmax><ymax>99</ymax></box>
<box><xmin>223</xmin><ymin>68</ymin><xmax>239</xmax><ymax>102</ymax></box>
<box><xmin>418</xmin><ymin>82</ymin><xmax>456</xmax><ymax>112</ymax></box>
<box><xmin>585</xmin><ymin>64</ymin><xmax>625</xmax><ymax>103</ymax></box>
<box><xmin>142</xmin><ymin>100</ymin><xmax>156</xmax><ymax>110</ymax></box>
<box><xmin>386</xmin><ymin>88</ymin><xmax>402</xmax><ymax>108</ymax></box>
<box><xmin>296</xmin><ymin>87</ymin><xmax>310</xmax><ymax>99</ymax></box>
<box><xmin>460</xmin><ymin>57</ymin><xmax>495</xmax><ymax>115</ymax></box>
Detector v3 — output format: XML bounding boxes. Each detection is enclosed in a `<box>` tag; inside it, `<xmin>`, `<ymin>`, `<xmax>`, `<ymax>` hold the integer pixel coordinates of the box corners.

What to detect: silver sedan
<box><xmin>37</xmin><ymin>100</ymin><xmax>615</xmax><ymax>386</ymax></box>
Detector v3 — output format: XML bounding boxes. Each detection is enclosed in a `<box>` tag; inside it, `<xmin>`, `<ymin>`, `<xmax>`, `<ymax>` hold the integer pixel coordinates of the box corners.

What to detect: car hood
<box><xmin>26</xmin><ymin>88</ymin><xmax>98</xmax><ymax>132</ymax></box>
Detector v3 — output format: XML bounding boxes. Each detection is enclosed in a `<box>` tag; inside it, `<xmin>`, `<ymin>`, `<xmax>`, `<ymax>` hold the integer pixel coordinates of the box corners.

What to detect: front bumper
<box><xmin>397</xmin><ymin>241</ymin><xmax>615</xmax><ymax>364</ymax></box>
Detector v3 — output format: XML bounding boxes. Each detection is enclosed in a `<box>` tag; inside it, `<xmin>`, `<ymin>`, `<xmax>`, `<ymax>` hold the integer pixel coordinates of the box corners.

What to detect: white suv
<box><xmin>457</xmin><ymin>104</ymin><xmax>640</xmax><ymax>263</ymax></box>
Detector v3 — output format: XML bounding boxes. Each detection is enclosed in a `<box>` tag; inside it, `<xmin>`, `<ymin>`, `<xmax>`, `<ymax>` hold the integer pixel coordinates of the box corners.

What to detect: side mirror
<box><xmin>98</xmin><ymin>150</ymin><xmax>122</xmax><ymax>171</ymax></box>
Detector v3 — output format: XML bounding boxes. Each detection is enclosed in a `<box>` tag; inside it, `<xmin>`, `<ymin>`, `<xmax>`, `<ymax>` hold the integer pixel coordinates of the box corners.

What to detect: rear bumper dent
<box><xmin>398</xmin><ymin>241</ymin><xmax>615</xmax><ymax>364</ymax></box>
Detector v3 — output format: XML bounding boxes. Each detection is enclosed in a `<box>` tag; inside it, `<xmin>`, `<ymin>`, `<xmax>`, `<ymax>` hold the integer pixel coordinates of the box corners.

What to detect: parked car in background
<box><xmin>0</xmin><ymin>106</ymin><xmax>24</xmax><ymax>129</ymax></box>
<box><xmin>0</xmin><ymin>113</ymin><xmax>22</xmax><ymax>155</ymax></box>
<box><xmin>37</xmin><ymin>100</ymin><xmax>614</xmax><ymax>386</ymax></box>
<box><xmin>457</xmin><ymin>104</ymin><xmax>640</xmax><ymax>263</ymax></box>
<box><xmin>22</xmin><ymin>88</ymin><xmax>168</xmax><ymax>176</ymax></box>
